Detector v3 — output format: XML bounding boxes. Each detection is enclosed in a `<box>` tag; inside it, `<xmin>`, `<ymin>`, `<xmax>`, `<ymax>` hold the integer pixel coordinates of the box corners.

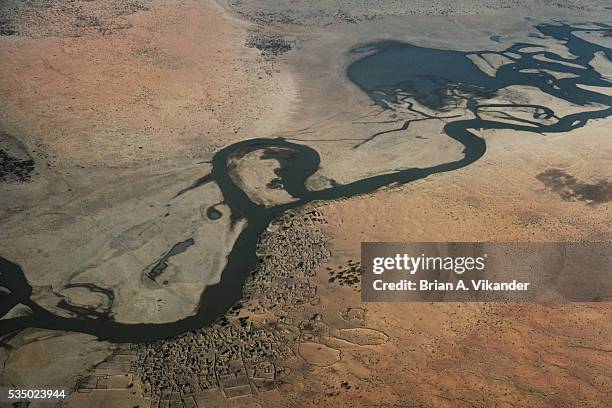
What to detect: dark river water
<box><xmin>1</xmin><ymin>23</ymin><xmax>610</xmax><ymax>342</ymax></box>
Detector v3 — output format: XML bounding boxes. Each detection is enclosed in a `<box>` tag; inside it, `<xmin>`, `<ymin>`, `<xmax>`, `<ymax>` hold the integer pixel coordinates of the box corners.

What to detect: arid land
<box><xmin>0</xmin><ymin>1</ymin><xmax>611</xmax><ymax>407</ymax></box>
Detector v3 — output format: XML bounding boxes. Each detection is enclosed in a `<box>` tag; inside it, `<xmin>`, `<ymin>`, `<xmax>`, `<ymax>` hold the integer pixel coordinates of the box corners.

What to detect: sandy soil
<box><xmin>0</xmin><ymin>0</ymin><xmax>293</xmax><ymax>167</ymax></box>
<box><xmin>291</xmin><ymin>13</ymin><xmax>612</xmax><ymax>404</ymax></box>
<box><xmin>215</xmin><ymin>4</ymin><xmax>611</xmax><ymax>407</ymax></box>
<box><xmin>0</xmin><ymin>328</ymin><xmax>113</xmax><ymax>403</ymax></box>
<box><xmin>312</xmin><ymin>122</ymin><xmax>611</xmax><ymax>407</ymax></box>
<box><xmin>320</xmin><ymin>122</ymin><xmax>612</xmax><ymax>245</ymax></box>
<box><xmin>221</xmin><ymin>0</ymin><xmax>601</xmax><ymax>26</ymax></box>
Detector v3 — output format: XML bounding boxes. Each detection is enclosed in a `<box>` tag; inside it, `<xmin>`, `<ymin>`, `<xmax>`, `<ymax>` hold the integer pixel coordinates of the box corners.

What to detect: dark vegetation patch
<box><xmin>266</xmin><ymin>177</ymin><xmax>284</xmax><ymax>190</ymax></box>
<box><xmin>537</xmin><ymin>168</ymin><xmax>612</xmax><ymax>205</ymax></box>
<box><xmin>0</xmin><ymin>18</ymin><xmax>16</xmax><ymax>35</ymax></box>
<box><xmin>0</xmin><ymin>0</ymin><xmax>149</xmax><ymax>37</ymax></box>
<box><xmin>0</xmin><ymin>131</ymin><xmax>35</xmax><ymax>182</ymax></box>
<box><xmin>226</xmin><ymin>0</ymin><xmax>589</xmax><ymax>27</ymax></box>
<box><xmin>327</xmin><ymin>260</ymin><xmax>361</xmax><ymax>290</ymax></box>
<box><xmin>246</xmin><ymin>31</ymin><xmax>294</xmax><ymax>57</ymax></box>
<box><xmin>0</xmin><ymin>149</ymin><xmax>34</xmax><ymax>182</ymax></box>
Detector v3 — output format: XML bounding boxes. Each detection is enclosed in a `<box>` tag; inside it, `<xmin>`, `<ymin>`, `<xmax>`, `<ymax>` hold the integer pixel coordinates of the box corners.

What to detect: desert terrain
<box><xmin>0</xmin><ymin>0</ymin><xmax>611</xmax><ymax>407</ymax></box>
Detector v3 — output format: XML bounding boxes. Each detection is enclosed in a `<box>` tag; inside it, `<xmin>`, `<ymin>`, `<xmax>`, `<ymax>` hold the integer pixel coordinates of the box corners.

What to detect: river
<box><xmin>0</xmin><ymin>23</ymin><xmax>610</xmax><ymax>342</ymax></box>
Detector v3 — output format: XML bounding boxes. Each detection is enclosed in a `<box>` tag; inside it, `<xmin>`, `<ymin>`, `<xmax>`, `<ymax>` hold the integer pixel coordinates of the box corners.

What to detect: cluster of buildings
<box><xmin>132</xmin><ymin>208</ymin><xmax>331</xmax><ymax>405</ymax></box>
